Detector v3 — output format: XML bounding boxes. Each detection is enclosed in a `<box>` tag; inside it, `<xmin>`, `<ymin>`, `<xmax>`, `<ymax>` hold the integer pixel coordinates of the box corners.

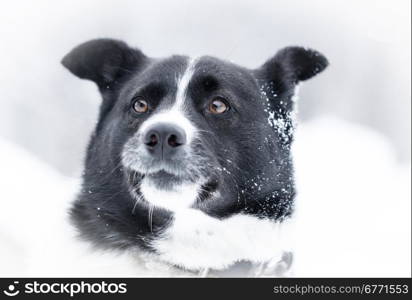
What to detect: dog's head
<box><xmin>63</xmin><ymin>39</ymin><xmax>327</xmax><ymax>219</ymax></box>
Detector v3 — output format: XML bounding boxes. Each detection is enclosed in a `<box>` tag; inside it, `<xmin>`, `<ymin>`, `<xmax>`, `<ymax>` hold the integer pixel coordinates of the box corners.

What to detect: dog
<box><xmin>62</xmin><ymin>39</ymin><xmax>328</xmax><ymax>275</ymax></box>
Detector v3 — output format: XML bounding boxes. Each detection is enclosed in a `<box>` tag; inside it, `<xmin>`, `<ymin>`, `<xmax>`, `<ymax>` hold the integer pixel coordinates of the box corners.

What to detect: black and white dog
<box><xmin>62</xmin><ymin>39</ymin><xmax>327</xmax><ymax>275</ymax></box>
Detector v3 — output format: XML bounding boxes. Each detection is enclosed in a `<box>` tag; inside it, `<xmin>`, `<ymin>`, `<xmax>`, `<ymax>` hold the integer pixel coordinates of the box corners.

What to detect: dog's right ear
<box><xmin>61</xmin><ymin>39</ymin><xmax>148</xmax><ymax>89</ymax></box>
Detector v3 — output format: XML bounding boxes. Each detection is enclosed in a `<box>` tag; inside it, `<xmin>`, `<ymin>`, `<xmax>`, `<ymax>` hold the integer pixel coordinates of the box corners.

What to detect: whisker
<box><xmin>132</xmin><ymin>193</ymin><xmax>143</xmax><ymax>214</ymax></box>
<box><xmin>148</xmin><ymin>204</ymin><xmax>154</xmax><ymax>232</ymax></box>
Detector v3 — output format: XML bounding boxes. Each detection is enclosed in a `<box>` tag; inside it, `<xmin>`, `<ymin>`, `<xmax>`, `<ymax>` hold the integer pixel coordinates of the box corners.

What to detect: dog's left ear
<box><xmin>61</xmin><ymin>39</ymin><xmax>148</xmax><ymax>90</ymax></box>
<box><xmin>258</xmin><ymin>46</ymin><xmax>328</xmax><ymax>88</ymax></box>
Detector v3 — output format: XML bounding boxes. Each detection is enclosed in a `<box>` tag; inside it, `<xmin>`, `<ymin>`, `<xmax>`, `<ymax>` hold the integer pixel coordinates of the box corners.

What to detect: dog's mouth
<box><xmin>144</xmin><ymin>170</ymin><xmax>185</xmax><ymax>189</ymax></box>
<box><xmin>126</xmin><ymin>168</ymin><xmax>219</xmax><ymax>204</ymax></box>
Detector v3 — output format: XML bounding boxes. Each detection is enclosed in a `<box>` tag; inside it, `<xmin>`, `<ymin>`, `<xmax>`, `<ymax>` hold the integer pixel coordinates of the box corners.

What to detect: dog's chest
<box><xmin>151</xmin><ymin>208</ymin><xmax>295</xmax><ymax>272</ymax></box>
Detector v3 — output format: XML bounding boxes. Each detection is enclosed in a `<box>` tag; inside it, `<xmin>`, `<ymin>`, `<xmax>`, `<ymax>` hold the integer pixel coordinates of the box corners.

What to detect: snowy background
<box><xmin>0</xmin><ymin>0</ymin><xmax>410</xmax><ymax>277</ymax></box>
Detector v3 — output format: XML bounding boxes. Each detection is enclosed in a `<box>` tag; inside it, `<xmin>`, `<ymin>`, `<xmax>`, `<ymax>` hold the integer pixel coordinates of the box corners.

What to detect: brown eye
<box><xmin>132</xmin><ymin>98</ymin><xmax>148</xmax><ymax>113</ymax></box>
<box><xmin>209</xmin><ymin>98</ymin><xmax>230</xmax><ymax>114</ymax></box>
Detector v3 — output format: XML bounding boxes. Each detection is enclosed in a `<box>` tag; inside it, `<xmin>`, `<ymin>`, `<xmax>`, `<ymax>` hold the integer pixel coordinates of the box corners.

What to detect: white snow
<box><xmin>0</xmin><ymin>116</ymin><xmax>410</xmax><ymax>276</ymax></box>
<box><xmin>292</xmin><ymin>117</ymin><xmax>411</xmax><ymax>277</ymax></box>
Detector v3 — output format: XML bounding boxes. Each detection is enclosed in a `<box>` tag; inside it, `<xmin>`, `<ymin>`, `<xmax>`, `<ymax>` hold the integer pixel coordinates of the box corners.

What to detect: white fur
<box><xmin>175</xmin><ymin>57</ymin><xmax>197</xmax><ymax>108</ymax></box>
<box><xmin>140</xmin><ymin>178</ymin><xmax>202</xmax><ymax>211</ymax></box>
<box><xmin>152</xmin><ymin>208</ymin><xmax>295</xmax><ymax>271</ymax></box>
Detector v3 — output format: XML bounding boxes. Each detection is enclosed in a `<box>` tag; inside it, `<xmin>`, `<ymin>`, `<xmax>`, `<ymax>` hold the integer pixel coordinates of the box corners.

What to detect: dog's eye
<box><xmin>132</xmin><ymin>98</ymin><xmax>149</xmax><ymax>113</ymax></box>
<box><xmin>208</xmin><ymin>97</ymin><xmax>230</xmax><ymax>114</ymax></box>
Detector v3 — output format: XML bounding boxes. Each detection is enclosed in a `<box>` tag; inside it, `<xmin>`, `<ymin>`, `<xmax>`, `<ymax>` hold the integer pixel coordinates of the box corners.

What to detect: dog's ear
<box><xmin>258</xmin><ymin>46</ymin><xmax>328</xmax><ymax>89</ymax></box>
<box><xmin>61</xmin><ymin>39</ymin><xmax>148</xmax><ymax>89</ymax></box>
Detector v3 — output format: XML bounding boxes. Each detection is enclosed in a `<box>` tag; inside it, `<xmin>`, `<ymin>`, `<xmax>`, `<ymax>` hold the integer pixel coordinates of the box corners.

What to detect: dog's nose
<box><xmin>143</xmin><ymin>123</ymin><xmax>187</xmax><ymax>158</ymax></box>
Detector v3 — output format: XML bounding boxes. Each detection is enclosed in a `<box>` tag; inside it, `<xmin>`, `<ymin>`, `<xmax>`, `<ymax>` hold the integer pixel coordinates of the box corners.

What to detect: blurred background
<box><xmin>0</xmin><ymin>0</ymin><xmax>410</xmax><ymax>176</ymax></box>
<box><xmin>0</xmin><ymin>0</ymin><xmax>410</xmax><ymax>277</ymax></box>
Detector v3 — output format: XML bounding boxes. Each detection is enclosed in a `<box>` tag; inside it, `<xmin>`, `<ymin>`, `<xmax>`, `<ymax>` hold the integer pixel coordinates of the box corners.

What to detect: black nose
<box><xmin>143</xmin><ymin>123</ymin><xmax>187</xmax><ymax>159</ymax></box>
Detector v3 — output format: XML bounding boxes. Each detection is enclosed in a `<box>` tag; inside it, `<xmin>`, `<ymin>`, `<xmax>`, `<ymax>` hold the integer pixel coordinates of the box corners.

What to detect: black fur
<box><xmin>62</xmin><ymin>39</ymin><xmax>328</xmax><ymax>252</ymax></box>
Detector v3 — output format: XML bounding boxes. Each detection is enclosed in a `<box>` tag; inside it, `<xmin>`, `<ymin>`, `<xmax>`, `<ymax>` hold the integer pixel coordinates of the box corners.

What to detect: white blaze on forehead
<box><xmin>175</xmin><ymin>57</ymin><xmax>198</xmax><ymax>109</ymax></box>
<box><xmin>138</xmin><ymin>57</ymin><xmax>198</xmax><ymax>142</ymax></box>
